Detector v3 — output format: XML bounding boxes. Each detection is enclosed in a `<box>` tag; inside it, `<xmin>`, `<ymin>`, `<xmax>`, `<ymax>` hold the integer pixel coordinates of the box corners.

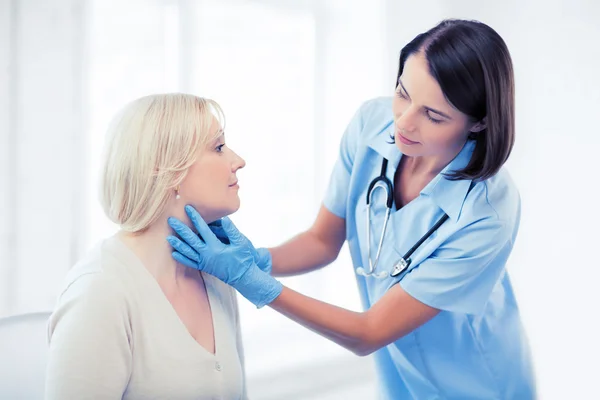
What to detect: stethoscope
<box><xmin>355</xmin><ymin>157</ymin><xmax>475</xmax><ymax>279</ymax></box>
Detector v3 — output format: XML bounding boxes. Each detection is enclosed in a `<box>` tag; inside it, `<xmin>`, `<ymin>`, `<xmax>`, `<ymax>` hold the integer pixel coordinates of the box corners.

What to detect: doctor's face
<box><xmin>392</xmin><ymin>52</ymin><xmax>482</xmax><ymax>159</ymax></box>
<box><xmin>178</xmin><ymin>118</ymin><xmax>246</xmax><ymax>223</ymax></box>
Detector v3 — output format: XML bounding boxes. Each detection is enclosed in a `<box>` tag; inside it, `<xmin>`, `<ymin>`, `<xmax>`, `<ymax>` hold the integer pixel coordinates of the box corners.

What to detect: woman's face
<box><xmin>178</xmin><ymin>118</ymin><xmax>246</xmax><ymax>223</ymax></box>
<box><xmin>392</xmin><ymin>52</ymin><xmax>483</xmax><ymax>161</ymax></box>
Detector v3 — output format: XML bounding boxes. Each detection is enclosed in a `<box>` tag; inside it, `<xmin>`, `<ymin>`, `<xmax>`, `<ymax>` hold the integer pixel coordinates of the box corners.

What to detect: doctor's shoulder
<box><xmin>355</xmin><ymin>96</ymin><xmax>394</xmax><ymax>139</ymax></box>
<box><xmin>466</xmin><ymin>168</ymin><xmax>521</xmax><ymax>237</ymax></box>
<box><xmin>336</xmin><ymin>96</ymin><xmax>394</xmax><ymax>163</ymax></box>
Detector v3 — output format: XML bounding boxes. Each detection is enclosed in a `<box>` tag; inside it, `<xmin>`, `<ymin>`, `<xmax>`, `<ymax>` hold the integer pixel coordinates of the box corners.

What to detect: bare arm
<box><xmin>269</xmin><ymin>205</ymin><xmax>346</xmax><ymax>277</ymax></box>
<box><xmin>269</xmin><ymin>283</ymin><xmax>439</xmax><ymax>356</ymax></box>
<box><xmin>266</xmin><ymin>218</ymin><xmax>512</xmax><ymax>355</ymax></box>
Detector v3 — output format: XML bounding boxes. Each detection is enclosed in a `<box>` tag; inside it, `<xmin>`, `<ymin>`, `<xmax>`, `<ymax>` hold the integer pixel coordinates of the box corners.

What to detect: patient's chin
<box><xmin>227</xmin><ymin>197</ymin><xmax>241</xmax><ymax>214</ymax></box>
<box><xmin>209</xmin><ymin>203</ymin><xmax>241</xmax><ymax>223</ymax></box>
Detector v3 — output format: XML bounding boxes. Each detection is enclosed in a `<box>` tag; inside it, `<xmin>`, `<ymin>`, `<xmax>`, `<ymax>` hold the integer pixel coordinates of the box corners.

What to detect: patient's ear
<box><xmin>470</xmin><ymin>117</ymin><xmax>487</xmax><ymax>133</ymax></box>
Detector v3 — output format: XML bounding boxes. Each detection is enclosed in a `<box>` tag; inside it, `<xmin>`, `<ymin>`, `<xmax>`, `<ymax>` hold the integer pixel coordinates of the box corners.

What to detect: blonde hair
<box><xmin>100</xmin><ymin>93</ymin><xmax>224</xmax><ymax>232</ymax></box>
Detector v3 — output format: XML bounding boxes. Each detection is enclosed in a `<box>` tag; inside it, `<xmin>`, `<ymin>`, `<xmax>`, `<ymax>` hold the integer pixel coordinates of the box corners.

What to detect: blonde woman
<box><xmin>46</xmin><ymin>94</ymin><xmax>257</xmax><ymax>399</ymax></box>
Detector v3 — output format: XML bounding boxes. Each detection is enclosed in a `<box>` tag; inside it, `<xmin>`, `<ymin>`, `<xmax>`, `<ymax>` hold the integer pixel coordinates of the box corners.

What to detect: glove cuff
<box><xmin>235</xmin><ymin>263</ymin><xmax>282</xmax><ymax>308</ymax></box>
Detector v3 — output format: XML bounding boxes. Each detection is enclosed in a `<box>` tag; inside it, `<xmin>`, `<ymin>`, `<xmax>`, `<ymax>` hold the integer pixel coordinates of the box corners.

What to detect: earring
<box><xmin>175</xmin><ymin>186</ymin><xmax>181</xmax><ymax>200</ymax></box>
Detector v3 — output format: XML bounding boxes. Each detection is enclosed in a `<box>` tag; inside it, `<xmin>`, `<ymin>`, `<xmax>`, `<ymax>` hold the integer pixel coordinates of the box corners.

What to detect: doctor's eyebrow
<box><xmin>398</xmin><ymin>79</ymin><xmax>453</xmax><ymax>120</ymax></box>
<box><xmin>425</xmin><ymin>106</ymin><xmax>452</xmax><ymax>120</ymax></box>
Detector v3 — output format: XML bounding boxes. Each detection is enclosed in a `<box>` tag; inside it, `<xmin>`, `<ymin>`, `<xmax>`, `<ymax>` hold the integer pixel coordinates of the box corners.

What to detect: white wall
<box><xmin>0</xmin><ymin>0</ymin><xmax>13</xmax><ymax>316</ymax></box>
<box><xmin>384</xmin><ymin>1</ymin><xmax>600</xmax><ymax>398</ymax></box>
<box><xmin>0</xmin><ymin>0</ymin><xmax>87</xmax><ymax>316</ymax></box>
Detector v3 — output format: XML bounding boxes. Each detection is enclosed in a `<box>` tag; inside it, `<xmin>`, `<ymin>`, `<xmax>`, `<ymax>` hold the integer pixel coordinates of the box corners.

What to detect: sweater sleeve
<box><xmin>45</xmin><ymin>272</ymin><xmax>133</xmax><ymax>399</ymax></box>
<box><xmin>230</xmin><ymin>290</ymin><xmax>248</xmax><ymax>400</ymax></box>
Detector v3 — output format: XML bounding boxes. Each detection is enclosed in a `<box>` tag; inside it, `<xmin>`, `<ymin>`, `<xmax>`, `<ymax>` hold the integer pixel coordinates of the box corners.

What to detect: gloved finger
<box><xmin>172</xmin><ymin>251</ymin><xmax>200</xmax><ymax>270</ymax></box>
<box><xmin>167</xmin><ymin>235</ymin><xmax>200</xmax><ymax>263</ymax></box>
<box><xmin>220</xmin><ymin>217</ymin><xmax>243</xmax><ymax>244</ymax></box>
<box><xmin>168</xmin><ymin>216</ymin><xmax>206</xmax><ymax>252</ymax></box>
<box><xmin>185</xmin><ymin>205</ymin><xmax>220</xmax><ymax>247</ymax></box>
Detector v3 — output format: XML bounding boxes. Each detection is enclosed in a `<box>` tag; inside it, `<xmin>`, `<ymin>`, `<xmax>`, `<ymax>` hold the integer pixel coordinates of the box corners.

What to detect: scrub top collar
<box><xmin>366</xmin><ymin>119</ymin><xmax>401</xmax><ymax>167</ymax></box>
<box><xmin>366</xmin><ymin>119</ymin><xmax>476</xmax><ymax>221</ymax></box>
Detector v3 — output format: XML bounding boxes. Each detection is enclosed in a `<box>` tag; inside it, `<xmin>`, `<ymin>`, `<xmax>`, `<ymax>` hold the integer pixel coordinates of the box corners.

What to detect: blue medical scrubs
<box><xmin>323</xmin><ymin>97</ymin><xmax>536</xmax><ymax>399</ymax></box>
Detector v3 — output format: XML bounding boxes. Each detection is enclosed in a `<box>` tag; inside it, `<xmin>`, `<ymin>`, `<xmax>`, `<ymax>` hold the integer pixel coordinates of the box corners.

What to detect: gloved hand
<box><xmin>208</xmin><ymin>219</ymin><xmax>272</xmax><ymax>275</ymax></box>
<box><xmin>166</xmin><ymin>205</ymin><xmax>282</xmax><ymax>308</ymax></box>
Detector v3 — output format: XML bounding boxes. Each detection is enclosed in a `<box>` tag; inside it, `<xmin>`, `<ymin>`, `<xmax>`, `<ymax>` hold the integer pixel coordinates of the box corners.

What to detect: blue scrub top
<box><xmin>323</xmin><ymin>97</ymin><xmax>536</xmax><ymax>399</ymax></box>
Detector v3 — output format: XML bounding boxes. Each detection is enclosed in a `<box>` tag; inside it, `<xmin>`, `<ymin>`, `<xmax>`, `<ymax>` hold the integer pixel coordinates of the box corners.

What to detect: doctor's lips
<box><xmin>396</xmin><ymin>130</ymin><xmax>419</xmax><ymax>145</ymax></box>
<box><xmin>229</xmin><ymin>180</ymin><xmax>239</xmax><ymax>188</ymax></box>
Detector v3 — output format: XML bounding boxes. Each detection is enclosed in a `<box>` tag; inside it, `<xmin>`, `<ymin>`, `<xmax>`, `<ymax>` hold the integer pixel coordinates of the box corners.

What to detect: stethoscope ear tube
<box><xmin>362</xmin><ymin>158</ymin><xmax>394</xmax><ymax>278</ymax></box>
<box><xmin>365</xmin><ymin>159</ymin><xmax>393</xmax><ymax>207</ymax></box>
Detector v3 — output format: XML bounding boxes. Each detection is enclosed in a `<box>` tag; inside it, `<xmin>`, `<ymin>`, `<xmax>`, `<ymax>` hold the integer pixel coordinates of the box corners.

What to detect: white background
<box><xmin>1</xmin><ymin>0</ymin><xmax>598</xmax><ymax>398</ymax></box>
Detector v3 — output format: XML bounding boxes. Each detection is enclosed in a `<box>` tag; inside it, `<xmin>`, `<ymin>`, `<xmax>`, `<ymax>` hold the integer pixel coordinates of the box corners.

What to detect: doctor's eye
<box><xmin>425</xmin><ymin>112</ymin><xmax>443</xmax><ymax>125</ymax></box>
<box><xmin>395</xmin><ymin>89</ymin><xmax>408</xmax><ymax>100</ymax></box>
<box><xmin>216</xmin><ymin>144</ymin><xmax>225</xmax><ymax>153</ymax></box>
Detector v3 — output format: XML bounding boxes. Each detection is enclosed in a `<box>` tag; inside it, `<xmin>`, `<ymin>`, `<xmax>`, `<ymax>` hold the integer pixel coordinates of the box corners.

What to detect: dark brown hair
<box><xmin>395</xmin><ymin>19</ymin><xmax>515</xmax><ymax>181</ymax></box>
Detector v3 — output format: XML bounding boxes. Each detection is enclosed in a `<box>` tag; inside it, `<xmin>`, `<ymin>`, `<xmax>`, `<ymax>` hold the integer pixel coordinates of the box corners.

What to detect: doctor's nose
<box><xmin>396</xmin><ymin>120</ymin><xmax>417</xmax><ymax>134</ymax></box>
<box><xmin>395</xmin><ymin>108</ymin><xmax>418</xmax><ymax>133</ymax></box>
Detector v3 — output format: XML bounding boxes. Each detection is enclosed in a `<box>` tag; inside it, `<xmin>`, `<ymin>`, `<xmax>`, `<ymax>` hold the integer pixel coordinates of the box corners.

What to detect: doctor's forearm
<box><xmin>269</xmin><ymin>205</ymin><xmax>346</xmax><ymax>277</ymax></box>
<box><xmin>269</xmin><ymin>231</ymin><xmax>340</xmax><ymax>277</ymax></box>
<box><xmin>269</xmin><ymin>287</ymin><xmax>375</xmax><ymax>356</ymax></box>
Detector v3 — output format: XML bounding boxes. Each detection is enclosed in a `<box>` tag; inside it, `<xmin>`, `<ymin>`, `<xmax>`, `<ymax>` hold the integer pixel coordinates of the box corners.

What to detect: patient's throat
<box><xmin>162</xmin><ymin>273</ymin><xmax>217</xmax><ymax>355</ymax></box>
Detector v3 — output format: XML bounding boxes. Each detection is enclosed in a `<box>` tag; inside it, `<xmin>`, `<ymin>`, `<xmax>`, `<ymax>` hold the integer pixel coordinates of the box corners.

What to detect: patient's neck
<box><xmin>118</xmin><ymin>209</ymin><xmax>197</xmax><ymax>286</ymax></box>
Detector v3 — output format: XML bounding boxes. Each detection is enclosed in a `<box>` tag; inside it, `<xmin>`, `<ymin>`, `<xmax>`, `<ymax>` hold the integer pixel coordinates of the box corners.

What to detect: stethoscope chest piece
<box><xmin>390</xmin><ymin>257</ymin><xmax>411</xmax><ymax>277</ymax></box>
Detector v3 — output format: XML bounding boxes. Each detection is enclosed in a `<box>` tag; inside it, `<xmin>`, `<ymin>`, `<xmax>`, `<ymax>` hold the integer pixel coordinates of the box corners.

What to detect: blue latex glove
<box><xmin>209</xmin><ymin>219</ymin><xmax>272</xmax><ymax>275</ymax></box>
<box><xmin>167</xmin><ymin>206</ymin><xmax>282</xmax><ymax>308</ymax></box>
